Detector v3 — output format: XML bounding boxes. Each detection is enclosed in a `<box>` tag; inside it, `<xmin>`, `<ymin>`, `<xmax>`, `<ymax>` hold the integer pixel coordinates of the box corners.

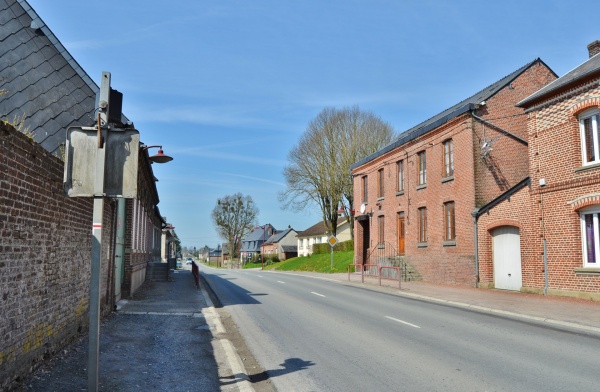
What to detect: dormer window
<box><xmin>579</xmin><ymin>109</ymin><xmax>600</xmax><ymax>166</ymax></box>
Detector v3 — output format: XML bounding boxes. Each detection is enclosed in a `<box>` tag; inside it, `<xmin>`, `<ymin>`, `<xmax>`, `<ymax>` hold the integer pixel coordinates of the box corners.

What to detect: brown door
<box><xmin>397</xmin><ymin>212</ymin><xmax>405</xmax><ymax>255</ymax></box>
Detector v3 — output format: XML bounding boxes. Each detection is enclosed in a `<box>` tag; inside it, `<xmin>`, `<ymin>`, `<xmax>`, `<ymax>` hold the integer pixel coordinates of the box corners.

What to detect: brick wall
<box><xmin>525</xmin><ymin>77</ymin><xmax>600</xmax><ymax>297</ymax></box>
<box><xmin>0</xmin><ymin>122</ymin><xmax>116</xmax><ymax>390</ymax></box>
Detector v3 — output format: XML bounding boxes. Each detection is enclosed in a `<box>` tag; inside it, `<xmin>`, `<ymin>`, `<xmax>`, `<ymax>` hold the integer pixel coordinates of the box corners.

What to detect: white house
<box><xmin>296</xmin><ymin>218</ymin><xmax>351</xmax><ymax>257</ymax></box>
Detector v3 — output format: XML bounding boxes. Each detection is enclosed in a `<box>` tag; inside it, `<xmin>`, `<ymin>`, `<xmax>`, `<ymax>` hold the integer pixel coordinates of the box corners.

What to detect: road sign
<box><xmin>64</xmin><ymin>126</ymin><xmax>140</xmax><ymax>198</ymax></box>
<box><xmin>328</xmin><ymin>235</ymin><xmax>338</xmax><ymax>247</ymax></box>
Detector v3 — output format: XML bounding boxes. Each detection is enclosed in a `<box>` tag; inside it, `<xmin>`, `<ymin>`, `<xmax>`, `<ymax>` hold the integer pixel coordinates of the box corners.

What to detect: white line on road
<box><xmin>385</xmin><ymin>316</ymin><xmax>421</xmax><ymax>329</ymax></box>
<box><xmin>277</xmin><ymin>281</ymin><xmax>285</xmax><ymax>284</ymax></box>
<box><xmin>257</xmin><ymin>275</ymin><xmax>263</xmax><ymax>277</ymax></box>
<box><xmin>311</xmin><ymin>292</ymin><xmax>326</xmax><ymax>297</ymax></box>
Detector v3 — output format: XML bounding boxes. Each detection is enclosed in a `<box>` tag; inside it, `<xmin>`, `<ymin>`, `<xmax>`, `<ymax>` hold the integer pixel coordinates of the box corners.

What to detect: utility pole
<box><xmin>88</xmin><ymin>72</ymin><xmax>110</xmax><ymax>392</ymax></box>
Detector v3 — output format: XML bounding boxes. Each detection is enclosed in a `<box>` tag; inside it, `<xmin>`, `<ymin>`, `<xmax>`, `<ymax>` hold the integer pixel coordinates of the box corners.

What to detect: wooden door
<box><xmin>397</xmin><ymin>212</ymin><xmax>405</xmax><ymax>255</ymax></box>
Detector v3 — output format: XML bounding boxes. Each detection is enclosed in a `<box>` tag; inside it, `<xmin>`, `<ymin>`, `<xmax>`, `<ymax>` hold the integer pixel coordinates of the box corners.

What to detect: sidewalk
<box><xmin>287</xmin><ymin>271</ymin><xmax>600</xmax><ymax>333</ymax></box>
<box><xmin>18</xmin><ymin>269</ymin><xmax>222</xmax><ymax>392</ymax></box>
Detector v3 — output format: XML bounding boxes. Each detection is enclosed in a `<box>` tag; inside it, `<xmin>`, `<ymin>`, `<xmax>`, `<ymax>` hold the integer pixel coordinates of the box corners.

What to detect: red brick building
<box><xmin>351</xmin><ymin>59</ymin><xmax>557</xmax><ymax>286</ymax></box>
<box><xmin>476</xmin><ymin>42</ymin><xmax>600</xmax><ymax>300</ymax></box>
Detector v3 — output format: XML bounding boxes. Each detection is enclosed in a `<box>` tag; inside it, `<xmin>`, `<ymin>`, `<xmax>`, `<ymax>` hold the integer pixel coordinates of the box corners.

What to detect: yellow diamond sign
<box><xmin>328</xmin><ymin>236</ymin><xmax>338</xmax><ymax>247</ymax></box>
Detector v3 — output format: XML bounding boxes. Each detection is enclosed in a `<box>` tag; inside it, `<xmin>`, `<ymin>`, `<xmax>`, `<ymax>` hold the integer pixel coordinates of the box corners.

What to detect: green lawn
<box><xmin>247</xmin><ymin>251</ymin><xmax>355</xmax><ymax>273</ymax></box>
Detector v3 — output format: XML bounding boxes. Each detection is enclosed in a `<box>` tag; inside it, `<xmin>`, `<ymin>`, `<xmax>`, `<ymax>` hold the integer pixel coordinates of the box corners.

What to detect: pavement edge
<box><xmin>199</xmin><ymin>281</ymin><xmax>256</xmax><ymax>392</ymax></box>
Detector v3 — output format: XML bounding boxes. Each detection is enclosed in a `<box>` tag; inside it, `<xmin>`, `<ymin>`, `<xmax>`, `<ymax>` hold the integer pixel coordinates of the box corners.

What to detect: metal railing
<box><xmin>348</xmin><ymin>263</ymin><xmax>402</xmax><ymax>289</ymax></box>
<box><xmin>348</xmin><ymin>264</ymin><xmax>364</xmax><ymax>283</ymax></box>
<box><xmin>366</xmin><ymin>241</ymin><xmax>410</xmax><ymax>281</ymax></box>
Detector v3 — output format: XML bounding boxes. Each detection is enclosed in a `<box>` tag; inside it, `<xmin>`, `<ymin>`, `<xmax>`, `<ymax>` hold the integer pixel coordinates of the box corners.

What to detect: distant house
<box><xmin>198</xmin><ymin>245</ymin><xmax>210</xmax><ymax>262</ymax></box>
<box><xmin>297</xmin><ymin>218</ymin><xmax>351</xmax><ymax>257</ymax></box>
<box><xmin>240</xmin><ymin>224</ymin><xmax>275</xmax><ymax>261</ymax></box>
<box><xmin>261</xmin><ymin>227</ymin><xmax>298</xmax><ymax>260</ymax></box>
<box><xmin>161</xmin><ymin>223</ymin><xmax>177</xmax><ymax>265</ymax></box>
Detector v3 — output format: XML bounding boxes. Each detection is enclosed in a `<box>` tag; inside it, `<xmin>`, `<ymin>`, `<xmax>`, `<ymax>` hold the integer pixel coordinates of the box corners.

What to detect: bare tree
<box><xmin>280</xmin><ymin>106</ymin><xmax>394</xmax><ymax>239</ymax></box>
<box><xmin>211</xmin><ymin>193</ymin><xmax>259</xmax><ymax>260</ymax></box>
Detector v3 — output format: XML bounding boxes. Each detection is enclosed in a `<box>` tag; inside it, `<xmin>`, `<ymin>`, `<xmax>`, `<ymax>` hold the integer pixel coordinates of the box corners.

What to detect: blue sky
<box><xmin>28</xmin><ymin>0</ymin><xmax>598</xmax><ymax>248</ymax></box>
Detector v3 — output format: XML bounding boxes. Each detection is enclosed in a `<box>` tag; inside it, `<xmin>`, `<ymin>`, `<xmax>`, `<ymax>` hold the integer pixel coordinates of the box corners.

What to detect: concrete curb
<box><xmin>200</xmin><ymin>283</ymin><xmax>255</xmax><ymax>392</ymax></box>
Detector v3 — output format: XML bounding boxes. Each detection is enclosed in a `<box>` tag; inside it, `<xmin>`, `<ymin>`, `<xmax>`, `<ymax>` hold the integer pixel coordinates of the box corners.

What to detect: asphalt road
<box><xmin>200</xmin><ymin>265</ymin><xmax>600</xmax><ymax>392</ymax></box>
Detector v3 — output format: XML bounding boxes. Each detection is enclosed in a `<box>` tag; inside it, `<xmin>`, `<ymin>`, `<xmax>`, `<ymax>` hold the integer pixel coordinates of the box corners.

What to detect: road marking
<box><xmin>385</xmin><ymin>316</ymin><xmax>421</xmax><ymax>329</ymax></box>
<box><xmin>311</xmin><ymin>292</ymin><xmax>326</xmax><ymax>297</ymax></box>
<box><xmin>277</xmin><ymin>281</ymin><xmax>285</xmax><ymax>284</ymax></box>
<box><xmin>257</xmin><ymin>275</ymin><xmax>263</xmax><ymax>278</ymax></box>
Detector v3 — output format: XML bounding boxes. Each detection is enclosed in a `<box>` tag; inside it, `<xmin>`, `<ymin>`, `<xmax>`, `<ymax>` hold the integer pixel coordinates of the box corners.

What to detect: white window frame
<box><xmin>443</xmin><ymin>139</ymin><xmax>454</xmax><ymax>177</ymax></box>
<box><xmin>579</xmin><ymin>109</ymin><xmax>600</xmax><ymax>166</ymax></box>
<box><xmin>418</xmin><ymin>151</ymin><xmax>427</xmax><ymax>185</ymax></box>
<box><xmin>581</xmin><ymin>206</ymin><xmax>600</xmax><ymax>268</ymax></box>
<box><xmin>397</xmin><ymin>160</ymin><xmax>404</xmax><ymax>192</ymax></box>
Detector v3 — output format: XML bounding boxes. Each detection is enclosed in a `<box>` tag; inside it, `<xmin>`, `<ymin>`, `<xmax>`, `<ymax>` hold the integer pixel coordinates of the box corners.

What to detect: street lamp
<box><xmin>143</xmin><ymin>145</ymin><xmax>173</xmax><ymax>163</ymax></box>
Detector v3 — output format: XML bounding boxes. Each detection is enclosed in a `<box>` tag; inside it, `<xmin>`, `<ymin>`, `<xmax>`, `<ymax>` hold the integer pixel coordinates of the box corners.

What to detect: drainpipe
<box><xmin>471</xmin><ymin>209</ymin><xmax>480</xmax><ymax>288</ymax></box>
<box><xmin>114</xmin><ymin>198</ymin><xmax>126</xmax><ymax>302</ymax></box>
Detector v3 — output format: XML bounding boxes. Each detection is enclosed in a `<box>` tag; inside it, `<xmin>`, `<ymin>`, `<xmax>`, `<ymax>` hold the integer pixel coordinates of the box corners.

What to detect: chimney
<box><xmin>588</xmin><ymin>40</ymin><xmax>600</xmax><ymax>58</ymax></box>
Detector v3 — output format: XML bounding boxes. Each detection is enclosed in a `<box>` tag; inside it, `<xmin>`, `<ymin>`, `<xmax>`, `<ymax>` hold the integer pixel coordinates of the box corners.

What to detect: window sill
<box><xmin>417</xmin><ymin>242</ymin><xmax>428</xmax><ymax>248</ymax></box>
<box><xmin>442</xmin><ymin>240</ymin><xmax>456</xmax><ymax>247</ymax></box>
<box><xmin>441</xmin><ymin>175</ymin><xmax>454</xmax><ymax>183</ymax></box>
<box><xmin>574</xmin><ymin>267</ymin><xmax>600</xmax><ymax>276</ymax></box>
<box><xmin>377</xmin><ymin>197</ymin><xmax>385</xmax><ymax>202</ymax></box>
<box><xmin>575</xmin><ymin>162</ymin><xmax>600</xmax><ymax>173</ymax></box>
<box><xmin>396</xmin><ymin>191</ymin><xmax>405</xmax><ymax>196</ymax></box>
<box><xmin>416</xmin><ymin>184</ymin><xmax>427</xmax><ymax>190</ymax></box>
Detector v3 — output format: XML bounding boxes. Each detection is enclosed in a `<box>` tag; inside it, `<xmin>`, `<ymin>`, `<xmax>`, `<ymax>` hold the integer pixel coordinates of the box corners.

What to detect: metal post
<box><xmin>88</xmin><ymin>72</ymin><xmax>111</xmax><ymax>392</ymax></box>
<box><xmin>330</xmin><ymin>245</ymin><xmax>334</xmax><ymax>269</ymax></box>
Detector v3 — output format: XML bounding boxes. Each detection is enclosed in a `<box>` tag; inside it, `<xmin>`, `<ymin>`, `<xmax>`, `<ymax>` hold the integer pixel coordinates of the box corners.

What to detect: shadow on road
<box><xmin>220</xmin><ymin>357</ymin><xmax>315</xmax><ymax>386</ymax></box>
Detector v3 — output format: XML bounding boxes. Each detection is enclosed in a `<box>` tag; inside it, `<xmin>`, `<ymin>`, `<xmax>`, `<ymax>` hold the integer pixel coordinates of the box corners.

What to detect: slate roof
<box><xmin>0</xmin><ymin>0</ymin><xmax>129</xmax><ymax>153</ymax></box>
<box><xmin>350</xmin><ymin>58</ymin><xmax>556</xmax><ymax>170</ymax></box>
<box><xmin>264</xmin><ymin>228</ymin><xmax>296</xmax><ymax>245</ymax></box>
<box><xmin>240</xmin><ymin>224</ymin><xmax>275</xmax><ymax>252</ymax></box>
<box><xmin>518</xmin><ymin>53</ymin><xmax>600</xmax><ymax>108</ymax></box>
<box><xmin>297</xmin><ymin>218</ymin><xmax>345</xmax><ymax>238</ymax></box>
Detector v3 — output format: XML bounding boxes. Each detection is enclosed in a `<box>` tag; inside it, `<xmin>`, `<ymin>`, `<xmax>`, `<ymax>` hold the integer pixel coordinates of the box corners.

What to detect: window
<box><xmin>443</xmin><ymin>139</ymin><xmax>454</xmax><ymax>177</ymax></box>
<box><xmin>418</xmin><ymin>207</ymin><xmax>427</xmax><ymax>243</ymax></box>
<box><xmin>444</xmin><ymin>201</ymin><xmax>455</xmax><ymax>241</ymax></box>
<box><xmin>418</xmin><ymin>151</ymin><xmax>427</xmax><ymax>185</ymax></box>
<box><xmin>581</xmin><ymin>207</ymin><xmax>600</xmax><ymax>267</ymax></box>
<box><xmin>580</xmin><ymin>110</ymin><xmax>600</xmax><ymax>165</ymax></box>
<box><xmin>378</xmin><ymin>215</ymin><xmax>385</xmax><ymax>247</ymax></box>
<box><xmin>362</xmin><ymin>175</ymin><xmax>368</xmax><ymax>203</ymax></box>
<box><xmin>377</xmin><ymin>168</ymin><xmax>384</xmax><ymax>198</ymax></box>
<box><xmin>397</xmin><ymin>160</ymin><xmax>404</xmax><ymax>192</ymax></box>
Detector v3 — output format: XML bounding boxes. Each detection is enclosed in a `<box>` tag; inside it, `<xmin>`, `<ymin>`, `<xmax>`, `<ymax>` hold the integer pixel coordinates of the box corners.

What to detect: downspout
<box><xmin>114</xmin><ymin>198</ymin><xmax>126</xmax><ymax>303</ymax></box>
<box><xmin>471</xmin><ymin>209</ymin><xmax>480</xmax><ymax>288</ymax></box>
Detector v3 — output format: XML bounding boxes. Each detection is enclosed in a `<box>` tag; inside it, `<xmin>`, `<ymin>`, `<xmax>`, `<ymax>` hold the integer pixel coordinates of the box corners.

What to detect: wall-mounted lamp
<box><xmin>144</xmin><ymin>145</ymin><xmax>173</xmax><ymax>163</ymax></box>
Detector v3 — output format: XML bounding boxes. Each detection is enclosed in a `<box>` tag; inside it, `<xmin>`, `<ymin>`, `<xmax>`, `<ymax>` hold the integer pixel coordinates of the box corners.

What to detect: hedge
<box><xmin>312</xmin><ymin>239</ymin><xmax>354</xmax><ymax>254</ymax></box>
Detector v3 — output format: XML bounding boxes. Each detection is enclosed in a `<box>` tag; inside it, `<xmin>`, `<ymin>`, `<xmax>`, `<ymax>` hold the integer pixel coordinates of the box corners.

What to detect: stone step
<box><xmin>146</xmin><ymin>262</ymin><xmax>169</xmax><ymax>282</ymax></box>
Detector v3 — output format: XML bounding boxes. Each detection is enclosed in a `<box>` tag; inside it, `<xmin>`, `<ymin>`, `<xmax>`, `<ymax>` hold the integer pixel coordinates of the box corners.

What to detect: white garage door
<box><xmin>492</xmin><ymin>226</ymin><xmax>522</xmax><ymax>291</ymax></box>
